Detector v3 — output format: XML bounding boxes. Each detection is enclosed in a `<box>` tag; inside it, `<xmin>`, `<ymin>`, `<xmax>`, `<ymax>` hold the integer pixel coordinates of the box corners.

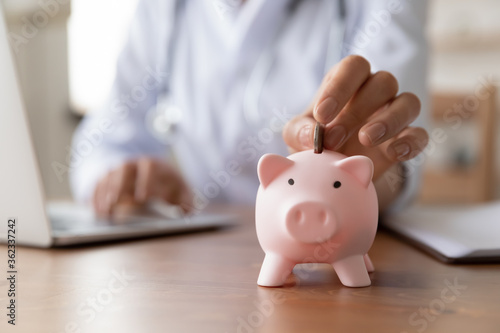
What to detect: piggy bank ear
<box><xmin>335</xmin><ymin>156</ymin><xmax>374</xmax><ymax>188</ymax></box>
<box><xmin>257</xmin><ymin>154</ymin><xmax>295</xmax><ymax>189</ymax></box>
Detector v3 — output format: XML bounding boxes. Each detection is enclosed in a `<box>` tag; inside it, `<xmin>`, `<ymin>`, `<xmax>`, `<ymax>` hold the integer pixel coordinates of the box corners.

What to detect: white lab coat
<box><xmin>70</xmin><ymin>0</ymin><xmax>428</xmax><ymax>210</ymax></box>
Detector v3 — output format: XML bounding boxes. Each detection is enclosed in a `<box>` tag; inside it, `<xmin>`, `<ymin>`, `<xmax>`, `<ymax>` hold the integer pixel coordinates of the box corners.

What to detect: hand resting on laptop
<box><xmin>93</xmin><ymin>158</ymin><xmax>193</xmax><ymax>217</ymax></box>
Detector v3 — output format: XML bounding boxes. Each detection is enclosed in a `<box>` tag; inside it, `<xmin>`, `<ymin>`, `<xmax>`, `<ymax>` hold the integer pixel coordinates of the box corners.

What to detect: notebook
<box><xmin>383</xmin><ymin>202</ymin><xmax>500</xmax><ymax>263</ymax></box>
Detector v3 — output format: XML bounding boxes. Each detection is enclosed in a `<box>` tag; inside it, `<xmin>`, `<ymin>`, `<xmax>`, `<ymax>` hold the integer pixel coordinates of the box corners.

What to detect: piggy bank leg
<box><xmin>364</xmin><ymin>254</ymin><xmax>375</xmax><ymax>273</ymax></box>
<box><xmin>257</xmin><ymin>254</ymin><xmax>295</xmax><ymax>287</ymax></box>
<box><xmin>332</xmin><ymin>255</ymin><xmax>371</xmax><ymax>287</ymax></box>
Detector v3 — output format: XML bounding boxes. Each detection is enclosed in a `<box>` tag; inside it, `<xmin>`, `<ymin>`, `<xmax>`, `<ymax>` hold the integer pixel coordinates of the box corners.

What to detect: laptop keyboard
<box><xmin>49</xmin><ymin>212</ymin><xmax>188</xmax><ymax>232</ymax></box>
<box><xmin>48</xmin><ymin>201</ymin><xmax>187</xmax><ymax>233</ymax></box>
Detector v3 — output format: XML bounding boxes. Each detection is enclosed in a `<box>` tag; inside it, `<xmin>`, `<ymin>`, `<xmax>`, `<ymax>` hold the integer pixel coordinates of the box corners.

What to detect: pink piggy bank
<box><xmin>255</xmin><ymin>150</ymin><xmax>378</xmax><ymax>288</ymax></box>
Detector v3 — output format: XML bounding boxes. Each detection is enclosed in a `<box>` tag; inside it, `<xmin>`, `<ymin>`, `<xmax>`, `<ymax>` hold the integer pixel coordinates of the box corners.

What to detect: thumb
<box><xmin>282</xmin><ymin>114</ymin><xmax>316</xmax><ymax>153</ymax></box>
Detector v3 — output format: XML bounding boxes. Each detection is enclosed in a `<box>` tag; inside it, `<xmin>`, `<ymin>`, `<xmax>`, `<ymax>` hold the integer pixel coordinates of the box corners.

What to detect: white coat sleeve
<box><xmin>342</xmin><ymin>0</ymin><xmax>429</xmax><ymax>211</ymax></box>
<box><xmin>70</xmin><ymin>0</ymin><xmax>175</xmax><ymax>203</ymax></box>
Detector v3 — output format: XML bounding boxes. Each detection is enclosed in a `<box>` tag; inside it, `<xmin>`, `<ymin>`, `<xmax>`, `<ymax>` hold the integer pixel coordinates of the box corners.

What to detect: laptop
<box><xmin>0</xmin><ymin>5</ymin><xmax>234</xmax><ymax>247</ymax></box>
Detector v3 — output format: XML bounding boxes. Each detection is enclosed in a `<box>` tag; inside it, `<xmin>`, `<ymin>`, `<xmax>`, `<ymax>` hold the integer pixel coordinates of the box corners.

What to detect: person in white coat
<box><xmin>70</xmin><ymin>0</ymin><xmax>429</xmax><ymax>216</ymax></box>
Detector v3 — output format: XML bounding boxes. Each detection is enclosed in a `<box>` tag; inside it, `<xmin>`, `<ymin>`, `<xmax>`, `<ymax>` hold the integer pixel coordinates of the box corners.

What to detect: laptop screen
<box><xmin>0</xmin><ymin>4</ymin><xmax>52</xmax><ymax>247</ymax></box>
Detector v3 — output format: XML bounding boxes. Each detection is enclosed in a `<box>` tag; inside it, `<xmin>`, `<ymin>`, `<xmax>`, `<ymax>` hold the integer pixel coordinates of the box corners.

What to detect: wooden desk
<box><xmin>1</xmin><ymin>207</ymin><xmax>499</xmax><ymax>333</ymax></box>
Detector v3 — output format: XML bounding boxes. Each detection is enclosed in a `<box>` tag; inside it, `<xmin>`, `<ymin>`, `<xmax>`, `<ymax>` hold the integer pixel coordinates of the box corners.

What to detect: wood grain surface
<box><xmin>0</xmin><ymin>206</ymin><xmax>499</xmax><ymax>333</ymax></box>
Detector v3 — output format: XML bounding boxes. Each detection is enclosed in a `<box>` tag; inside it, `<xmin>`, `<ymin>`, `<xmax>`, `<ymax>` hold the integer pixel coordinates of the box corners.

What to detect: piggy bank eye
<box><xmin>333</xmin><ymin>181</ymin><xmax>341</xmax><ymax>189</ymax></box>
<box><xmin>288</xmin><ymin>178</ymin><xmax>295</xmax><ymax>185</ymax></box>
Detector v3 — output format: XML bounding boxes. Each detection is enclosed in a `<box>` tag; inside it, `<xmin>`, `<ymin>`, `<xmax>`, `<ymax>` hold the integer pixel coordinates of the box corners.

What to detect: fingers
<box><xmin>134</xmin><ymin>158</ymin><xmax>156</xmax><ymax>203</ymax></box>
<box><xmin>92</xmin><ymin>158</ymin><xmax>193</xmax><ymax>217</ymax></box>
<box><xmin>134</xmin><ymin>158</ymin><xmax>181</xmax><ymax>203</ymax></box>
<box><xmin>287</xmin><ymin>69</ymin><xmax>401</xmax><ymax>152</ymax></box>
<box><xmin>289</xmin><ymin>56</ymin><xmax>401</xmax><ymax>152</ymax></box>
<box><xmin>323</xmin><ymin>71</ymin><xmax>399</xmax><ymax>150</ymax></box>
<box><xmin>110</xmin><ymin>162</ymin><xmax>137</xmax><ymax>205</ymax></box>
<box><xmin>93</xmin><ymin>176</ymin><xmax>111</xmax><ymax>216</ymax></box>
<box><xmin>358</xmin><ymin>126</ymin><xmax>428</xmax><ymax>181</ymax></box>
<box><xmin>385</xmin><ymin>126</ymin><xmax>429</xmax><ymax>162</ymax></box>
<box><xmin>359</xmin><ymin>92</ymin><xmax>420</xmax><ymax>147</ymax></box>
<box><xmin>282</xmin><ymin>114</ymin><xmax>316</xmax><ymax>152</ymax></box>
<box><xmin>93</xmin><ymin>163</ymin><xmax>137</xmax><ymax>216</ymax></box>
<box><xmin>313</xmin><ymin>55</ymin><xmax>371</xmax><ymax>124</ymax></box>
<box><xmin>135</xmin><ymin>158</ymin><xmax>193</xmax><ymax>211</ymax></box>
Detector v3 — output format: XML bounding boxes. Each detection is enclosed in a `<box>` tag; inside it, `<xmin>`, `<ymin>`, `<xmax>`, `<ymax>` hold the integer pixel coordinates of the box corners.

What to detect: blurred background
<box><xmin>2</xmin><ymin>0</ymin><xmax>500</xmax><ymax>203</ymax></box>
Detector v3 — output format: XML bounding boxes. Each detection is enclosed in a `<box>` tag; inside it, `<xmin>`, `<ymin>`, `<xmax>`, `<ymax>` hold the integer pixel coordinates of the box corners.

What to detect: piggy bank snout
<box><xmin>285</xmin><ymin>202</ymin><xmax>336</xmax><ymax>244</ymax></box>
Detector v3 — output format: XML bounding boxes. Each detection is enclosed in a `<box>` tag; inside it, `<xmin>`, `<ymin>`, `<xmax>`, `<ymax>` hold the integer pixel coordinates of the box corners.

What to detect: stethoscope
<box><xmin>146</xmin><ymin>0</ymin><xmax>346</xmax><ymax>144</ymax></box>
